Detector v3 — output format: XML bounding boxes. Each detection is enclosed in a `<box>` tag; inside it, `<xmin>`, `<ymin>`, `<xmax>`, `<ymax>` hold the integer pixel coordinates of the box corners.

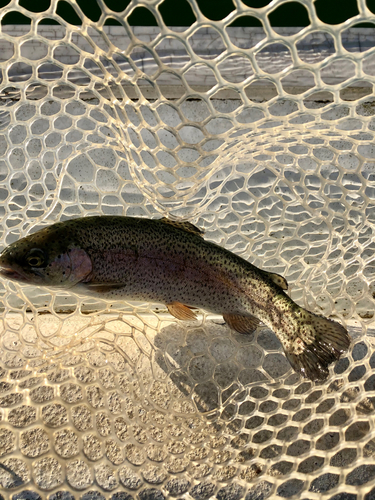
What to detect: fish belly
<box><xmin>79</xmin><ymin>248</ymin><xmax>250</xmax><ymax>316</ymax></box>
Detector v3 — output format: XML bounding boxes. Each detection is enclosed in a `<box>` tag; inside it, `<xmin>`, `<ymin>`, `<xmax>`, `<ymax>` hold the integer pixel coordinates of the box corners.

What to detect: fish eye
<box><xmin>26</xmin><ymin>249</ymin><xmax>46</xmax><ymax>268</ymax></box>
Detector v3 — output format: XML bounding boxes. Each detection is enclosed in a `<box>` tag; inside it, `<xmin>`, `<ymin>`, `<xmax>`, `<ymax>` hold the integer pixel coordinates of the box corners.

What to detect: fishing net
<box><xmin>0</xmin><ymin>0</ymin><xmax>375</xmax><ymax>498</ymax></box>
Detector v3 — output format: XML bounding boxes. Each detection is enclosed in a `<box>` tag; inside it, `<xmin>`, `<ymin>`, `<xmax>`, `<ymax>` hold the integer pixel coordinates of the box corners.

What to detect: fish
<box><xmin>0</xmin><ymin>216</ymin><xmax>350</xmax><ymax>381</ymax></box>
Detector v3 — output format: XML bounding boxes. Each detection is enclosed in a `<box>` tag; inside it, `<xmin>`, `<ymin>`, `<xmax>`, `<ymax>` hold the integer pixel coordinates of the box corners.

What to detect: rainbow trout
<box><xmin>0</xmin><ymin>216</ymin><xmax>350</xmax><ymax>381</ymax></box>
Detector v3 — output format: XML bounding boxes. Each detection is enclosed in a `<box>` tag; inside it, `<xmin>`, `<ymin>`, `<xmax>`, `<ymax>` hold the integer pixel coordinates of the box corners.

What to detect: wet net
<box><xmin>0</xmin><ymin>0</ymin><xmax>375</xmax><ymax>499</ymax></box>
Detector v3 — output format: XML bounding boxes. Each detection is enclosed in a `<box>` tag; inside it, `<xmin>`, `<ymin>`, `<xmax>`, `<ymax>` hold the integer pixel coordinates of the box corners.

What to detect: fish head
<box><xmin>0</xmin><ymin>224</ymin><xmax>92</xmax><ymax>288</ymax></box>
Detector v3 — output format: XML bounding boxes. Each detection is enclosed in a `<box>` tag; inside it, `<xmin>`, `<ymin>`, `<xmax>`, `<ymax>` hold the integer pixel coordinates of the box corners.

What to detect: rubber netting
<box><xmin>0</xmin><ymin>0</ymin><xmax>375</xmax><ymax>499</ymax></box>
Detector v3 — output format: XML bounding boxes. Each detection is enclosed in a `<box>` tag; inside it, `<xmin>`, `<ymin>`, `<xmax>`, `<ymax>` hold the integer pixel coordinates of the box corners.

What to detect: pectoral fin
<box><xmin>167</xmin><ymin>302</ymin><xmax>198</xmax><ymax>321</ymax></box>
<box><xmin>77</xmin><ymin>283</ymin><xmax>126</xmax><ymax>294</ymax></box>
<box><xmin>223</xmin><ymin>313</ymin><xmax>261</xmax><ymax>334</ymax></box>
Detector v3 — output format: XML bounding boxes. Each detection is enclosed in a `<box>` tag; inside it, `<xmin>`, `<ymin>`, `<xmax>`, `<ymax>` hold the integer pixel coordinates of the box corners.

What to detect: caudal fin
<box><xmin>284</xmin><ymin>313</ymin><xmax>351</xmax><ymax>381</ymax></box>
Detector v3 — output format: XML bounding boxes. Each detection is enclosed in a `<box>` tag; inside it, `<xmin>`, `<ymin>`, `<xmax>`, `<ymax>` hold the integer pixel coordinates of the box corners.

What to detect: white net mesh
<box><xmin>0</xmin><ymin>1</ymin><xmax>375</xmax><ymax>499</ymax></box>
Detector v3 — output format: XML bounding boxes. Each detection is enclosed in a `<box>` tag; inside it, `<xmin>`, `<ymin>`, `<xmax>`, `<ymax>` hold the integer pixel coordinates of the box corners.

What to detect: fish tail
<box><xmin>284</xmin><ymin>311</ymin><xmax>351</xmax><ymax>381</ymax></box>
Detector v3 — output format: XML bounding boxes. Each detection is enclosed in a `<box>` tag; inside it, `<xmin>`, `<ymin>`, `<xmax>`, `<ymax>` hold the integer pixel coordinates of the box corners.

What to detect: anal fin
<box><xmin>223</xmin><ymin>314</ymin><xmax>261</xmax><ymax>334</ymax></box>
<box><xmin>167</xmin><ymin>302</ymin><xmax>198</xmax><ymax>321</ymax></box>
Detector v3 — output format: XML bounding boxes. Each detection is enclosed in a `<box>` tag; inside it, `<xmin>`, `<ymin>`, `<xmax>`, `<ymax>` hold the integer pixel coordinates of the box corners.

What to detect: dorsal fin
<box><xmin>265</xmin><ymin>271</ymin><xmax>288</xmax><ymax>290</ymax></box>
<box><xmin>159</xmin><ymin>218</ymin><xmax>204</xmax><ymax>237</ymax></box>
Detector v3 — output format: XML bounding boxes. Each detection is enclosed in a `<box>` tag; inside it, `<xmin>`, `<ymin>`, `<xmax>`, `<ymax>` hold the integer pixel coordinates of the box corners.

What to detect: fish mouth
<box><xmin>0</xmin><ymin>266</ymin><xmax>28</xmax><ymax>282</ymax></box>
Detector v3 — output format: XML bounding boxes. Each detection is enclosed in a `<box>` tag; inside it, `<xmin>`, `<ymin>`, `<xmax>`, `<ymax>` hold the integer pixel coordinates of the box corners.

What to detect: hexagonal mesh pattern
<box><xmin>0</xmin><ymin>1</ymin><xmax>375</xmax><ymax>499</ymax></box>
